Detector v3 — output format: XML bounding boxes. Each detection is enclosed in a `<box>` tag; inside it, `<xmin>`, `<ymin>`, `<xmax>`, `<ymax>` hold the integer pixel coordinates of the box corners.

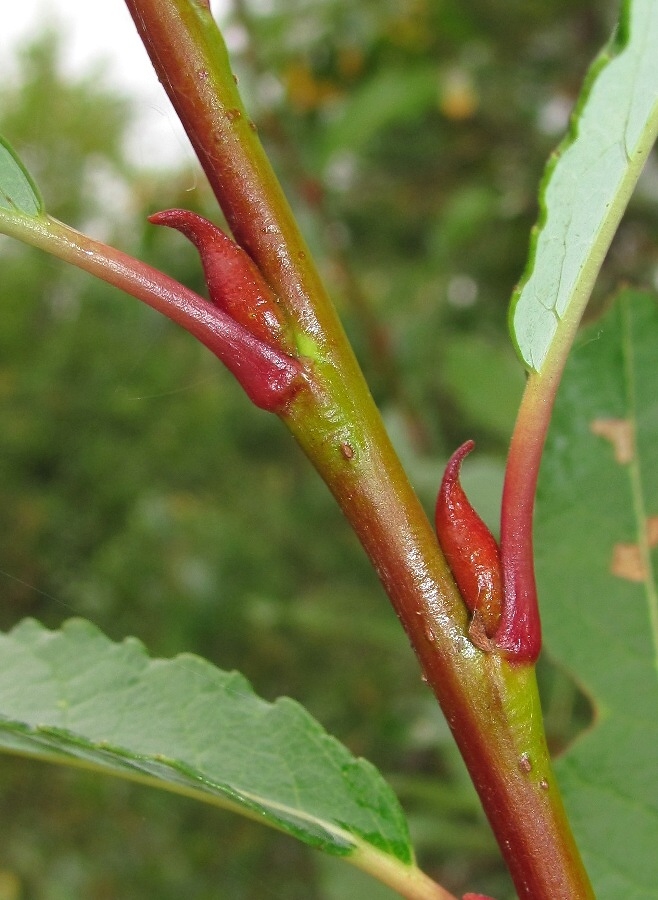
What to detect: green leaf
<box><xmin>0</xmin><ymin>135</ymin><xmax>44</xmax><ymax>217</ymax></box>
<box><xmin>509</xmin><ymin>0</ymin><xmax>658</xmax><ymax>373</ymax></box>
<box><xmin>536</xmin><ymin>290</ymin><xmax>658</xmax><ymax>898</ymax></box>
<box><xmin>441</xmin><ymin>335</ymin><xmax>525</xmax><ymax>441</ymax></box>
<box><xmin>0</xmin><ymin>618</ymin><xmax>412</xmax><ymax>866</ymax></box>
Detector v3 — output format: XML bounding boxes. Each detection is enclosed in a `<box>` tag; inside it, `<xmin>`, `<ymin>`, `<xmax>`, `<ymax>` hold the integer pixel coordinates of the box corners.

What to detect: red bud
<box><xmin>147</xmin><ymin>208</ymin><xmax>303</xmax><ymax>413</ymax></box>
<box><xmin>148</xmin><ymin>209</ymin><xmax>289</xmax><ymax>350</ymax></box>
<box><xmin>435</xmin><ymin>441</ymin><xmax>503</xmax><ymax>648</ymax></box>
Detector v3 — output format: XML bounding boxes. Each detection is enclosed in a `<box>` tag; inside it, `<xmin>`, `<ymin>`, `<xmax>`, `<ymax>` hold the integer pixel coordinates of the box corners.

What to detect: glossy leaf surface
<box><xmin>0</xmin><ymin>618</ymin><xmax>412</xmax><ymax>865</ymax></box>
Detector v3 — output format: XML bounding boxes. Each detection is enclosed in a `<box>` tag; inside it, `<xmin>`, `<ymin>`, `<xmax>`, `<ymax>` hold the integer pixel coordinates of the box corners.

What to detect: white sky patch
<box><xmin>0</xmin><ymin>0</ymin><xmax>229</xmax><ymax>168</ymax></box>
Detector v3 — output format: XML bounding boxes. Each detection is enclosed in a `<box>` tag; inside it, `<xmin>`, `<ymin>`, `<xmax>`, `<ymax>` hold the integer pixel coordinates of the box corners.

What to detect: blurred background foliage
<box><xmin>0</xmin><ymin>1</ymin><xmax>655</xmax><ymax>897</ymax></box>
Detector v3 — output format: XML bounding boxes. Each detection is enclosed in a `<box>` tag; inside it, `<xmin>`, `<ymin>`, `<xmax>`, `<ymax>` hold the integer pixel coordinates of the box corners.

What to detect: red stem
<box><xmin>496</xmin><ymin>370</ymin><xmax>560</xmax><ymax>661</ymax></box>
<box><xmin>120</xmin><ymin>3</ymin><xmax>594</xmax><ymax>896</ymax></box>
<box><xmin>6</xmin><ymin>213</ymin><xmax>302</xmax><ymax>413</ymax></box>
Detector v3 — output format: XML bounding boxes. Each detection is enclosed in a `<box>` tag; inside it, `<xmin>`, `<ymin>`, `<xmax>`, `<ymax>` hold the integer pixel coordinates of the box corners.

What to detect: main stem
<box><xmin>123</xmin><ymin>1</ymin><xmax>593</xmax><ymax>895</ymax></box>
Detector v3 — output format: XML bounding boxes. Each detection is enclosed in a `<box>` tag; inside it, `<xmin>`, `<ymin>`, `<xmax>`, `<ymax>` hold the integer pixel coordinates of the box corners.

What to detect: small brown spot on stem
<box><xmin>468</xmin><ymin>611</ymin><xmax>495</xmax><ymax>652</ymax></box>
<box><xmin>540</xmin><ymin>779</ymin><xmax>550</xmax><ymax>791</ymax></box>
<box><xmin>590</xmin><ymin>418</ymin><xmax>634</xmax><ymax>464</ymax></box>
<box><xmin>611</xmin><ymin>543</ymin><xmax>646</xmax><ymax>582</ymax></box>
<box><xmin>340</xmin><ymin>442</ymin><xmax>354</xmax><ymax>460</ymax></box>
<box><xmin>424</xmin><ymin>624</ymin><xmax>437</xmax><ymax>643</ymax></box>
<box><xmin>519</xmin><ymin>753</ymin><xmax>532</xmax><ymax>774</ymax></box>
<box><xmin>225</xmin><ymin>108</ymin><xmax>242</xmax><ymax>122</ymax></box>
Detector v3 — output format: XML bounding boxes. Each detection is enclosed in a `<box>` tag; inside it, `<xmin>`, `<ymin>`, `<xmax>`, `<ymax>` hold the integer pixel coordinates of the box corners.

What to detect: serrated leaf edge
<box><xmin>0</xmin><ymin>617</ymin><xmax>412</xmax><ymax>865</ymax></box>
<box><xmin>508</xmin><ymin>0</ymin><xmax>658</xmax><ymax>373</ymax></box>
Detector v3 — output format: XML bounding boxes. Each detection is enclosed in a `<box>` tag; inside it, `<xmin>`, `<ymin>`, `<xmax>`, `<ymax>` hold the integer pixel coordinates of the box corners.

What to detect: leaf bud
<box><xmin>435</xmin><ymin>441</ymin><xmax>503</xmax><ymax>648</ymax></box>
<box><xmin>148</xmin><ymin>209</ymin><xmax>289</xmax><ymax>351</ymax></box>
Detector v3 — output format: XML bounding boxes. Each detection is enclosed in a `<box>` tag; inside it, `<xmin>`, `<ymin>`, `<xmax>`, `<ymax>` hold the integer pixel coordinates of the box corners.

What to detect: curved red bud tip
<box><xmin>146</xmin><ymin>209</ymin><xmax>303</xmax><ymax>413</ymax></box>
<box><xmin>435</xmin><ymin>441</ymin><xmax>503</xmax><ymax>646</ymax></box>
<box><xmin>148</xmin><ymin>209</ymin><xmax>288</xmax><ymax>349</ymax></box>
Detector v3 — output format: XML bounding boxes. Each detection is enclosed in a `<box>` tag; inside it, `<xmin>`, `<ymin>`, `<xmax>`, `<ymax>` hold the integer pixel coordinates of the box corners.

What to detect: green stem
<box><xmin>121</xmin><ymin>2</ymin><xmax>594</xmax><ymax>895</ymax></box>
<box><xmin>124</xmin><ymin>0</ymin><xmax>330</xmax><ymax>350</ymax></box>
<box><xmin>351</xmin><ymin>841</ymin><xmax>459</xmax><ymax>900</ymax></box>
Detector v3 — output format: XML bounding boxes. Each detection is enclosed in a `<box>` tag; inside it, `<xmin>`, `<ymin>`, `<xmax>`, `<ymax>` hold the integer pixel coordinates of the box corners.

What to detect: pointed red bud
<box><xmin>435</xmin><ymin>441</ymin><xmax>503</xmax><ymax>649</ymax></box>
<box><xmin>148</xmin><ymin>209</ymin><xmax>289</xmax><ymax>351</ymax></box>
<box><xmin>146</xmin><ymin>209</ymin><xmax>303</xmax><ymax>413</ymax></box>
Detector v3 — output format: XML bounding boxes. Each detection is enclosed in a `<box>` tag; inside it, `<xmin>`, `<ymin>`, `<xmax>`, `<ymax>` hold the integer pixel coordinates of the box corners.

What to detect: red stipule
<box><xmin>435</xmin><ymin>441</ymin><xmax>503</xmax><ymax>651</ymax></box>
<box><xmin>148</xmin><ymin>208</ymin><xmax>303</xmax><ymax>413</ymax></box>
<box><xmin>148</xmin><ymin>208</ymin><xmax>290</xmax><ymax>351</ymax></box>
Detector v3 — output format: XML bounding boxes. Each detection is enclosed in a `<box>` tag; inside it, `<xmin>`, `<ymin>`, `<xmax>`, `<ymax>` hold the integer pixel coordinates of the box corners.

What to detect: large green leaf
<box><xmin>0</xmin><ymin>135</ymin><xmax>43</xmax><ymax>217</ymax></box>
<box><xmin>536</xmin><ymin>289</ymin><xmax>658</xmax><ymax>898</ymax></box>
<box><xmin>510</xmin><ymin>0</ymin><xmax>658</xmax><ymax>373</ymax></box>
<box><xmin>0</xmin><ymin>618</ymin><xmax>413</xmax><ymax>871</ymax></box>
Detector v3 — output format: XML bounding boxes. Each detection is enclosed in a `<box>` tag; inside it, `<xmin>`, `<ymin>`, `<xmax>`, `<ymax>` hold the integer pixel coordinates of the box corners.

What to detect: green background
<box><xmin>1</xmin><ymin>1</ymin><xmax>655</xmax><ymax>897</ymax></box>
